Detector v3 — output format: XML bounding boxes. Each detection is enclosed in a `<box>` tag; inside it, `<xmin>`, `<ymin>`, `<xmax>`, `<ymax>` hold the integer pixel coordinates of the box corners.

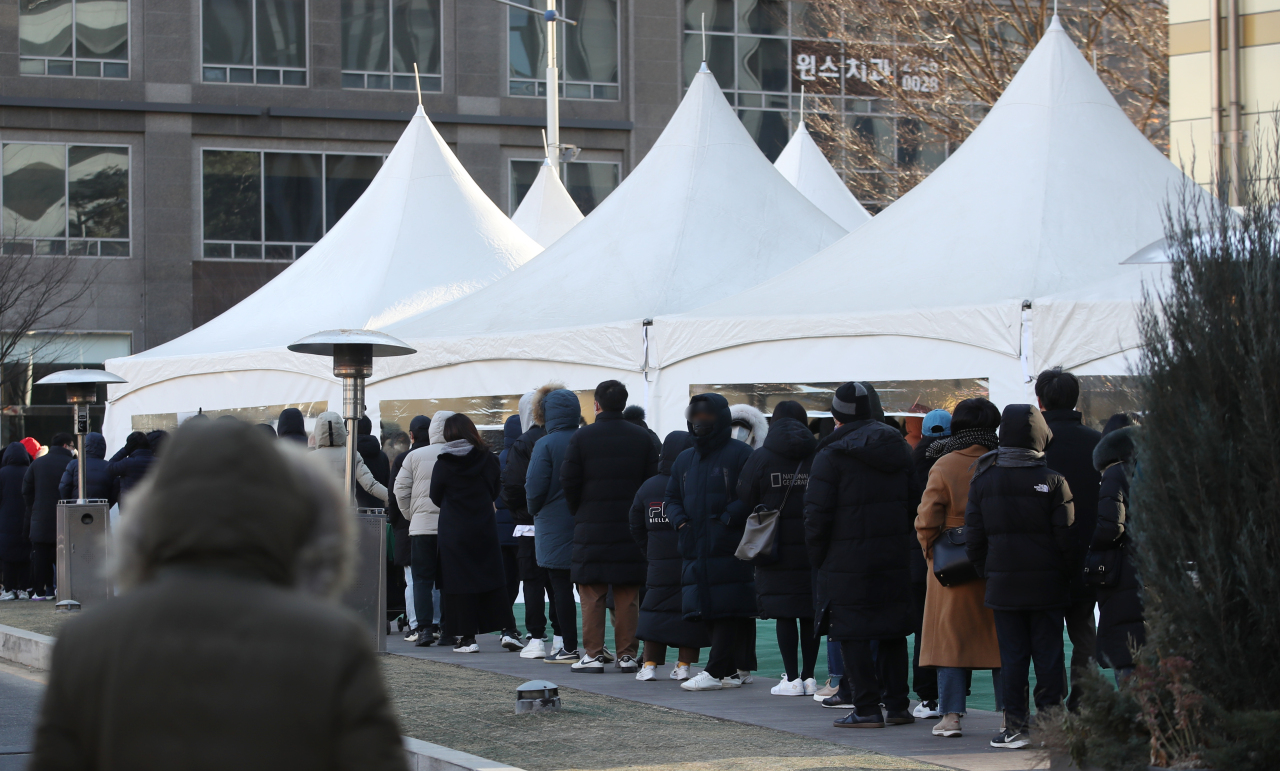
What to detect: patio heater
<box><xmin>34</xmin><ymin>368</ymin><xmax>128</xmax><ymax>611</ymax></box>
<box><xmin>288</xmin><ymin>329</ymin><xmax>415</xmax><ymax>652</ymax></box>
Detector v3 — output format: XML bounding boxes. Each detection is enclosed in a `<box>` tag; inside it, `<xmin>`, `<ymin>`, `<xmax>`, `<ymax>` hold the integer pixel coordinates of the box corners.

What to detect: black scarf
<box><xmin>925</xmin><ymin>428</ymin><xmax>999</xmax><ymax>460</ymax></box>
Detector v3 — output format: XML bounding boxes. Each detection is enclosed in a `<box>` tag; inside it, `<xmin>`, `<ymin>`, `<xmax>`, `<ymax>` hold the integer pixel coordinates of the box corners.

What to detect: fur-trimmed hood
<box><xmin>729</xmin><ymin>403</ymin><xmax>769</xmax><ymax>449</ymax></box>
<box><xmin>530</xmin><ymin>382</ymin><xmax>564</xmax><ymax>428</ymax></box>
<box><xmin>1093</xmin><ymin>425</ymin><xmax>1137</xmax><ymax>471</ymax></box>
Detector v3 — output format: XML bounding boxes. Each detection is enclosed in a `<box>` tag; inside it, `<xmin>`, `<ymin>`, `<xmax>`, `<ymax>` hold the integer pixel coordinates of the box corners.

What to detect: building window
<box><xmin>509</xmin><ymin>158</ymin><xmax>619</xmax><ymax>215</ymax></box>
<box><xmin>341</xmin><ymin>0</ymin><xmax>443</xmax><ymax>91</ymax></box>
<box><xmin>19</xmin><ymin>0</ymin><xmax>129</xmax><ymax>78</ymax></box>
<box><xmin>1</xmin><ymin>143</ymin><xmax>130</xmax><ymax>257</ymax></box>
<box><xmin>509</xmin><ymin>0</ymin><xmax>619</xmax><ymax>101</ymax></box>
<box><xmin>202</xmin><ymin>150</ymin><xmax>382</xmax><ymax>261</ymax></box>
<box><xmin>202</xmin><ymin>0</ymin><xmax>307</xmax><ymax>86</ymax></box>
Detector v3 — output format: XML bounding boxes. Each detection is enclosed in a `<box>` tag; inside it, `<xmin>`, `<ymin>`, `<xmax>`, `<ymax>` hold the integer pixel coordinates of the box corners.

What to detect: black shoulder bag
<box><xmin>932</xmin><ymin>527</ymin><xmax>979</xmax><ymax>587</ymax></box>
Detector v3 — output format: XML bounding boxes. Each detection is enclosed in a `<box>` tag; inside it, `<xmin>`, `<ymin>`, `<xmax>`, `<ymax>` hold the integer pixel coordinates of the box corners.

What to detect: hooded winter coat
<box><xmin>501</xmin><ymin>387</ymin><xmax>551</xmax><ymax>526</ymax></box>
<box><xmin>58</xmin><ymin>433</ymin><xmax>114</xmax><ymax>505</ymax></box>
<box><xmin>664</xmin><ymin>394</ymin><xmax>756</xmax><ymax>622</ymax></box>
<box><xmin>1091</xmin><ymin>423</ymin><xmax>1143</xmax><ymax>669</ymax></box>
<box><xmin>0</xmin><ymin>443</ymin><xmax>32</xmax><ymax>563</ymax></box>
<box><xmin>561</xmin><ymin>410</ymin><xmax>659</xmax><ymax>585</ymax></box>
<box><xmin>804</xmin><ymin>404</ymin><xmax>917</xmax><ymax>641</ymax></box>
<box><xmin>107</xmin><ymin>433</ymin><xmax>155</xmax><ymax>503</ymax></box>
<box><xmin>306</xmin><ymin>412</ymin><xmax>387</xmax><ymax>504</ymax></box>
<box><xmin>276</xmin><ymin>407</ymin><xmax>308</xmax><ymax>444</ymax></box>
<box><xmin>29</xmin><ymin>420</ymin><xmax>406</xmax><ymax>771</ymax></box>
<box><xmin>393</xmin><ymin>412</ymin><xmax>454</xmax><ymax>536</ymax></box>
<box><xmin>494</xmin><ymin>415</ymin><xmax>522</xmax><ymax>547</ymax></box>
<box><xmin>430</xmin><ymin>443</ymin><xmax>505</xmax><ymax>597</ymax></box>
<box><xmin>525</xmin><ymin>390</ymin><xmax>580</xmax><ymax>570</ymax></box>
<box><xmin>737</xmin><ymin>417</ymin><xmax>817</xmax><ymax>619</ymax></box>
<box><xmin>965</xmin><ymin>405</ymin><xmax>1075</xmax><ymax>611</ymax></box>
<box><xmin>355</xmin><ymin>423</ymin><xmax>390</xmax><ymax>512</ymax></box>
<box><xmin>24</xmin><ymin>445</ymin><xmax>75</xmax><ymax>544</ymax></box>
<box><xmin>630</xmin><ymin>431</ymin><xmax>710</xmax><ymax>648</ymax></box>
<box><xmin>729</xmin><ymin>404</ymin><xmax>770</xmax><ymax>450</ymax></box>
<box><xmin>1041</xmin><ymin>408</ymin><xmax>1102</xmax><ymax>602</ymax></box>
<box><xmin>387</xmin><ymin>419</ymin><xmax>428</xmax><ymax>567</ymax></box>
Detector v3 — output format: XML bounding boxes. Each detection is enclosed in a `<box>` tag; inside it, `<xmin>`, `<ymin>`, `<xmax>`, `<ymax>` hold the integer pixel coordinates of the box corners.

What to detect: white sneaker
<box><xmin>16</xmin><ymin>590</ymin><xmax>29</xmax><ymax>601</ymax></box>
<box><xmin>453</xmin><ymin>641</ymin><xmax>480</xmax><ymax>653</ymax></box>
<box><xmin>571</xmin><ymin>654</ymin><xmax>605</xmax><ymax>674</ymax></box>
<box><xmin>720</xmin><ymin>675</ymin><xmax>743</xmax><ymax>688</ymax></box>
<box><xmin>544</xmin><ymin>647</ymin><xmax>580</xmax><ymax>664</ymax></box>
<box><xmin>913</xmin><ymin>700</ymin><xmax>941</xmax><ymax>719</ymax></box>
<box><xmin>501</xmin><ymin>634</ymin><xmax>523</xmax><ymax>652</ymax></box>
<box><xmin>802</xmin><ymin>677</ymin><xmax>819</xmax><ymax>695</ymax></box>
<box><xmin>404</xmin><ymin>628</ymin><xmax>420</xmax><ymax>642</ymax></box>
<box><xmin>670</xmin><ymin>663</ymin><xmax>691</xmax><ymax>681</ymax></box>
<box><xmin>520</xmin><ymin>638</ymin><xmax>547</xmax><ymax>659</ymax></box>
<box><xmin>636</xmin><ymin>663</ymin><xmax>658</xmax><ymax>681</ymax></box>
<box><xmin>736</xmin><ymin>670</ymin><xmax>754</xmax><ymax>684</ymax></box>
<box><xmin>0</xmin><ymin>590</ymin><xmax>14</xmax><ymax>601</ymax></box>
<box><xmin>680</xmin><ymin>671</ymin><xmax>723</xmax><ymax>691</ymax></box>
<box><xmin>770</xmin><ymin>676</ymin><xmax>805</xmax><ymax>696</ymax></box>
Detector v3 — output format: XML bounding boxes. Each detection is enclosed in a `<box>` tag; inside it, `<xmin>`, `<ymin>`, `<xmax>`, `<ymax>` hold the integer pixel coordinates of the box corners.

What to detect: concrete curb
<box><xmin>0</xmin><ymin>623</ymin><xmax>520</xmax><ymax>771</ymax></box>
<box><xmin>0</xmin><ymin>623</ymin><xmax>55</xmax><ymax>670</ymax></box>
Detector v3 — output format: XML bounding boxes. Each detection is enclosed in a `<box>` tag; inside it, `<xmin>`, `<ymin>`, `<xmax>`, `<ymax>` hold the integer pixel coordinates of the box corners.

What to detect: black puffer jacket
<box><xmin>430</xmin><ymin>445</ymin><xmax>504</xmax><ymax>596</ymax></box>
<box><xmin>0</xmin><ymin>443</ymin><xmax>31</xmax><ymax>563</ymax></box>
<box><xmin>387</xmin><ymin>437</ymin><xmax>427</xmax><ymax>568</ymax></box>
<box><xmin>58</xmin><ymin>433</ymin><xmax>114</xmax><ymax>505</ymax></box>
<box><xmin>804</xmin><ymin>416</ymin><xmax>916</xmax><ymax>641</ymax></box>
<box><xmin>23</xmin><ymin>445</ymin><xmax>74</xmax><ymax>544</ymax></box>
<box><xmin>502</xmin><ymin>425</ymin><xmax>545</xmax><ymax>527</ymax></box>
<box><xmin>665</xmin><ymin>394</ymin><xmax>756</xmax><ymax>621</ymax></box>
<box><xmin>494</xmin><ymin>416</ymin><xmax>522</xmax><ymax>547</ymax></box>
<box><xmin>1091</xmin><ymin>424</ymin><xmax>1143</xmax><ymax>669</ymax></box>
<box><xmin>737</xmin><ymin>417</ymin><xmax>817</xmax><ymax>619</ymax></box>
<box><xmin>1041</xmin><ymin>408</ymin><xmax>1102</xmax><ymax>602</ymax></box>
<box><xmin>108</xmin><ymin>440</ymin><xmax>155</xmax><ymax>503</ymax></box>
<box><xmin>561</xmin><ymin>411</ymin><xmax>659</xmax><ymax>585</ymax></box>
<box><xmin>965</xmin><ymin>405</ymin><xmax>1075</xmax><ymax>611</ymax></box>
<box><xmin>630</xmin><ymin>431</ymin><xmax>710</xmax><ymax>649</ymax></box>
<box><xmin>355</xmin><ymin>432</ymin><xmax>390</xmax><ymax>512</ymax></box>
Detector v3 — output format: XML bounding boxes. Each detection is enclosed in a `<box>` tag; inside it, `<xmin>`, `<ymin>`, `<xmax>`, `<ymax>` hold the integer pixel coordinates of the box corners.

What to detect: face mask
<box><xmin>690</xmin><ymin>419</ymin><xmax>716</xmax><ymax>437</ymax></box>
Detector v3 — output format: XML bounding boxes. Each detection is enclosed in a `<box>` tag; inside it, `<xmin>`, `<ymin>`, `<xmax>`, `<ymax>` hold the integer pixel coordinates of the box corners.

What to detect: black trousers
<box><xmin>776</xmin><ymin>617</ymin><xmax>820</xmax><ymax>681</ymax></box>
<box><xmin>547</xmin><ymin>568</ymin><xmax>578</xmax><ymax>652</ymax></box>
<box><xmin>910</xmin><ymin>580</ymin><xmax>939</xmax><ymax>701</ymax></box>
<box><xmin>1</xmin><ymin>559</ymin><xmax>29</xmax><ymax>592</ymax></box>
<box><xmin>703</xmin><ymin>617</ymin><xmax>756</xmax><ymax>679</ymax></box>
<box><xmin>409</xmin><ymin>535</ymin><xmax>438</xmax><ymax>632</ymax></box>
<box><xmin>1064</xmin><ymin>598</ymin><xmax>1098</xmax><ymax>711</ymax></box>
<box><xmin>500</xmin><ymin>544</ymin><xmax>520</xmax><ymax>634</ymax></box>
<box><xmin>516</xmin><ymin>536</ymin><xmax>559</xmax><ymax>639</ymax></box>
<box><xmin>30</xmin><ymin>543</ymin><xmax>55</xmax><ymax>598</ymax></box>
<box><xmin>837</xmin><ymin>637</ymin><xmax>910</xmax><ymax>715</ymax></box>
<box><xmin>993</xmin><ymin>609</ymin><xmax>1066</xmax><ymax>733</ymax></box>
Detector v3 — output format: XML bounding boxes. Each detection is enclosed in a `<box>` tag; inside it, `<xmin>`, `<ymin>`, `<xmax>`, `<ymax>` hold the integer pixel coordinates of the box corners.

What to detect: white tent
<box><xmin>368</xmin><ymin>63</ymin><xmax>848</xmax><ymax>415</ymax></box>
<box><xmin>634</xmin><ymin>16</ymin><xmax>1194</xmax><ymax>430</ymax></box>
<box><xmin>510</xmin><ymin>160</ymin><xmax>584</xmax><ymax>247</ymax></box>
<box><xmin>102</xmin><ymin>106</ymin><xmax>542</xmax><ymax>443</ymax></box>
<box><xmin>773</xmin><ymin>122</ymin><xmax>872</xmax><ymax>232</ymax></box>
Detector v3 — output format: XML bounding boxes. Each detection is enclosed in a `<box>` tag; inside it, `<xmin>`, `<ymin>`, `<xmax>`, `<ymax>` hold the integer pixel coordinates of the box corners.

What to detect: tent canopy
<box><xmin>773</xmin><ymin>122</ymin><xmax>872</xmax><ymax>233</ymax></box>
<box><xmin>510</xmin><ymin>160</ymin><xmax>584</xmax><ymax>247</ymax></box>
<box><xmin>651</xmin><ymin>16</ymin><xmax>1198</xmax><ymax>369</ymax></box>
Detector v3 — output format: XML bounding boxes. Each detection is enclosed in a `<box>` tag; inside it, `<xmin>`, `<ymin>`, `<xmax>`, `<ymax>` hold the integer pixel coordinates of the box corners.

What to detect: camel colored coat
<box><xmin>915</xmin><ymin>444</ymin><xmax>1002</xmax><ymax>669</ymax></box>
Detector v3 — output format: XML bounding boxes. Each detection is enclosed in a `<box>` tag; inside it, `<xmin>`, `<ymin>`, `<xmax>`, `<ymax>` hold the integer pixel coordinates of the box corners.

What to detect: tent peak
<box><xmin>698</xmin><ymin>61</ymin><xmax>710</xmax><ymax>74</ymax></box>
<box><xmin>1048</xmin><ymin>14</ymin><xmax>1063</xmax><ymax>31</ymax></box>
<box><xmin>414</xmin><ymin>104</ymin><xmax>426</xmax><ymax>118</ymax></box>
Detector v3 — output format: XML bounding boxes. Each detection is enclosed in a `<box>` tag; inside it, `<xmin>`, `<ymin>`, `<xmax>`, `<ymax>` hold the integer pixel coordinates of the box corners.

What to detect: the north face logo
<box><xmin>1034</xmin><ymin>483</ymin><xmax>1049</xmax><ymax>493</ymax></box>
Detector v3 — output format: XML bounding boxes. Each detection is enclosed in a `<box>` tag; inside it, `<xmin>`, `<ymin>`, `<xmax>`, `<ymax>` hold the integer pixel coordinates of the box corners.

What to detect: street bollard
<box><xmin>54</xmin><ymin>499</ymin><xmax>112</xmax><ymax>610</ymax></box>
<box><xmin>344</xmin><ymin>508</ymin><xmax>388</xmax><ymax>653</ymax></box>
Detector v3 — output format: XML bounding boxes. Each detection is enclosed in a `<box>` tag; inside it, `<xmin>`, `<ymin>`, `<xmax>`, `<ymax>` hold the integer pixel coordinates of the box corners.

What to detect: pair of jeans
<box><xmin>703</xmin><ymin>618</ymin><xmax>756</xmax><ymax>679</ymax></box>
<box><xmin>937</xmin><ymin>668</ymin><xmax>1005</xmax><ymax>714</ymax></box>
<box><xmin>547</xmin><ymin>568</ymin><xmax>578</xmax><ymax>652</ymax></box>
<box><xmin>409</xmin><ymin>535</ymin><xmax>438</xmax><ymax>633</ymax></box>
<box><xmin>579</xmin><ymin>583</ymin><xmax>640</xmax><ymax>659</ymax></box>
<box><xmin>30</xmin><ymin>543</ymin><xmax>55</xmax><ymax>598</ymax></box>
<box><xmin>776</xmin><ymin>618</ymin><xmax>820</xmax><ymax>681</ymax></box>
<box><xmin>516</xmin><ymin>536</ymin><xmax>558</xmax><ymax>639</ymax></box>
<box><xmin>1064</xmin><ymin>598</ymin><xmax>1098</xmax><ymax>711</ymax></box>
<box><xmin>836</xmin><ymin>637</ymin><xmax>910</xmax><ymax>715</ymax></box>
<box><xmin>993</xmin><ymin>609</ymin><xmax>1067</xmax><ymax>733</ymax></box>
<box><xmin>641</xmin><ymin>642</ymin><xmax>700</xmax><ymax>665</ymax></box>
<box><xmin>827</xmin><ymin>637</ymin><xmax>844</xmax><ymax>679</ymax></box>
<box><xmin>910</xmin><ymin>581</ymin><xmax>938</xmax><ymax>702</ymax></box>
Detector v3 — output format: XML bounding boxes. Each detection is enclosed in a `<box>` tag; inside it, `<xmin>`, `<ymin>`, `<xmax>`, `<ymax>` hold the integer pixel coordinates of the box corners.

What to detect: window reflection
<box><xmin>691</xmin><ymin>380</ymin><xmax>991</xmax><ymax>416</ymax></box>
<box><xmin>508</xmin><ymin>0</ymin><xmax>619</xmax><ymax>101</ymax></box>
<box><xmin>342</xmin><ymin>0</ymin><xmax>441</xmax><ymax>91</ymax></box>
<box><xmin>2</xmin><ymin>144</ymin><xmax>66</xmax><ymax>239</ymax></box>
<box><xmin>325</xmin><ymin>155</ymin><xmax>382</xmax><ymax>231</ymax></box>
<box><xmin>738</xmin><ymin>35</ymin><xmax>788</xmax><ymax>92</ymax></box>
<box><xmin>264</xmin><ymin>153</ymin><xmax>322</xmax><ymax>244</ymax></box>
<box><xmin>68</xmin><ymin>145</ymin><xmax>128</xmax><ymax>239</ymax></box>
<box><xmin>202</xmin><ymin>0</ymin><xmax>306</xmax><ymax>85</ymax></box>
<box><xmin>2</xmin><ymin>143</ymin><xmax>130</xmax><ymax>256</ymax></box>
<box><xmin>19</xmin><ymin>0</ymin><xmax>128</xmax><ymax>78</ymax></box>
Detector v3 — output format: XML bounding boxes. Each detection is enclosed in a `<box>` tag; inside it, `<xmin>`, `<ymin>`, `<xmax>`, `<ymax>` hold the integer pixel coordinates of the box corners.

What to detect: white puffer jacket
<box><xmin>393</xmin><ymin>411</ymin><xmax>454</xmax><ymax>535</ymax></box>
<box><xmin>306</xmin><ymin>411</ymin><xmax>387</xmax><ymax>503</ymax></box>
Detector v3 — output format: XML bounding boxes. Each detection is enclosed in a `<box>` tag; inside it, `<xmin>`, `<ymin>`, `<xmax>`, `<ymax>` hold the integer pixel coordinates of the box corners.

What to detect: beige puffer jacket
<box><xmin>307</xmin><ymin>411</ymin><xmax>388</xmax><ymax>504</ymax></box>
<box><xmin>392</xmin><ymin>411</ymin><xmax>454</xmax><ymax>535</ymax></box>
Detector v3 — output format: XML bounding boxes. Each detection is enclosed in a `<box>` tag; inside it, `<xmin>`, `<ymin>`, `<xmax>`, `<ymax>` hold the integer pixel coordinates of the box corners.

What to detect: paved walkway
<box><xmin>387</xmin><ymin>636</ymin><xmax>1046</xmax><ymax>771</ymax></box>
<box><xmin>0</xmin><ymin>662</ymin><xmax>45</xmax><ymax>770</ymax></box>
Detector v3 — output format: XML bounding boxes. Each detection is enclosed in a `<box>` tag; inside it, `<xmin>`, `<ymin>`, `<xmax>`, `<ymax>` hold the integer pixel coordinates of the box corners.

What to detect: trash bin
<box><xmin>343</xmin><ymin>508</ymin><xmax>387</xmax><ymax>653</ymax></box>
<box><xmin>55</xmin><ymin>499</ymin><xmax>112</xmax><ymax>610</ymax></box>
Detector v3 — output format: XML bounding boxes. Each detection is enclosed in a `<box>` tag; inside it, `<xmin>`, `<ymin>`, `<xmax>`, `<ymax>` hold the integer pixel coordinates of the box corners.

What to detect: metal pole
<box><xmin>1226</xmin><ymin>0</ymin><xmax>1241</xmax><ymax>206</ymax></box>
<box><xmin>546</xmin><ymin>0</ymin><xmax>560</xmax><ymax>171</ymax></box>
<box><xmin>342</xmin><ymin>376</ymin><xmax>363</xmax><ymax>509</ymax></box>
<box><xmin>1209</xmin><ymin>0</ymin><xmax>1222</xmax><ymax>187</ymax></box>
<box><xmin>75</xmin><ymin>420</ymin><xmax>86</xmax><ymax>502</ymax></box>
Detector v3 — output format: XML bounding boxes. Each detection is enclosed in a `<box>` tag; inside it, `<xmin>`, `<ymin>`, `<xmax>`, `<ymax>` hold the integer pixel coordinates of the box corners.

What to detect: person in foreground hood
<box><xmin>664</xmin><ymin>393</ymin><xmax>757</xmax><ymax>692</ymax></box>
<box><xmin>0</xmin><ymin>442</ymin><xmax>32</xmax><ymax>601</ymax></box>
<box><xmin>24</xmin><ymin>432</ymin><xmax>75</xmax><ymax>599</ymax></box>
<box><xmin>503</xmin><ymin>385</ymin><xmax>563</xmax><ymax>659</ymax></box>
<box><xmin>394</xmin><ymin>411</ymin><xmax>455</xmax><ymax>647</ymax></box>
<box><xmin>307</xmin><ymin>412</ymin><xmax>387</xmax><ymax>504</ymax></box>
<box><xmin>429</xmin><ymin>414</ymin><xmax>516</xmax><ymax>653</ymax></box>
<box><xmin>1090</xmin><ymin>413</ymin><xmax>1143</xmax><ymax>683</ymax></box>
<box><xmin>737</xmin><ymin>400</ymin><xmax>819</xmax><ymax>697</ymax></box>
<box><xmin>28</xmin><ymin>420</ymin><xmax>407</xmax><ymax>771</ymax></box>
<box><xmin>629</xmin><ymin>429</ymin><xmax>707</xmax><ymax>682</ymax></box>
<box><xmin>525</xmin><ymin>388</ymin><xmax>583</xmax><ymax>663</ymax></box>
<box><xmin>804</xmin><ymin>382</ymin><xmax>918</xmax><ymax>727</ymax></box>
<box><xmin>965</xmin><ymin>404</ymin><xmax>1074</xmax><ymax>749</ymax></box>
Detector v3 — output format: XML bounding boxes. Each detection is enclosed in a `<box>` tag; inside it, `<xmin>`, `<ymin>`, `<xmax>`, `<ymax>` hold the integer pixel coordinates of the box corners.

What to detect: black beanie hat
<box><xmin>830</xmin><ymin>382</ymin><xmax>869</xmax><ymax>424</ymax></box>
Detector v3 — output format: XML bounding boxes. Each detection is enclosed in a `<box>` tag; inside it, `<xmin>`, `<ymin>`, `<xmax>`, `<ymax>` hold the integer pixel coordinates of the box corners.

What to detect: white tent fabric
<box><xmin>378</xmin><ymin>63</ymin><xmax>848</xmax><ymax>376</ymax></box>
<box><xmin>510</xmin><ymin>160</ymin><xmax>584</xmax><ymax>247</ymax></box>
<box><xmin>102</xmin><ymin>106</ymin><xmax>542</xmax><ymax>443</ymax></box>
<box><xmin>773</xmin><ymin>122</ymin><xmax>872</xmax><ymax>232</ymax></box>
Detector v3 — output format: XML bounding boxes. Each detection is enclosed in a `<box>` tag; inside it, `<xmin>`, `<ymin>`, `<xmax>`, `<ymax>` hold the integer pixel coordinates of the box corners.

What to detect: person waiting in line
<box><xmin>804</xmin><ymin>382</ymin><xmax>917</xmax><ymax>728</ymax></box>
<box><xmin>1090</xmin><ymin>413</ymin><xmax>1144</xmax><ymax>685</ymax></box>
<box><xmin>107</xmin><ymin>431</ymin><xmax>156</xmax><ymax>507</ymax></box>
<box><xmin>494</xmin><ymin>415</ymin><xmax>526</xmax><ymax>650</ymax></box>
<box><xmin>387</xmin><ymin>417</ymin><xmax>426</xmax><ymax>642</ymax></box>
<box><xmin>429</xmin><ymin>414</ymin><xmax>517</xmax><ymax>653</ymax></box>
<box><xmin>276</xmin><ymin>407</ymin><xmax>309</xmax><ymax>444</ymax></box>
<box><xmin>629</xmin><ymin>430</ymin><xmax>707</xmax><ymax>681</ymax></box>
<box><xmin>737</xmin><ymin>400</ymin><xmax>820</xmax><ymax>697</ymax></box>
<box><xmin>24</xmin><ymin>432</ymin><xmax>76</xmax><ymax>600</ymax></box>
<box><xmin>306</xmin><ymin>412</ymin><xmax>386</xmax><ymax>505</ymax></box>
<box><xmin>908</xmin><ymin>407</ymin><xmax>952</xmax><ymax>719</ymax></box>
<box><xmin>665</xmin><ymin>393</ymin><xmax>757</xmax><ymax>692</ymax></box>
<box><xmin>915</xmin><ymin>397</ymin><xmax>1004</xmax><ymax>738</ymax></box>
<box><xmin>394</xmin><ymin>411</ymin><xmax>454</xmax><ymax>647</ymax></box>
<box><xmin>965</xmin><ymin>404</ymin><xmax>1075</xmax><ymax>750</ymax></box>
<box><xmin>355</xmin><ymin>416</ymin><xmax>391</xmax><ymax>512</ymax></box>
<box><xmin>0</xmin><ymin>443</ymin><xmax>32</xmax><ymax>601</ymax></box>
